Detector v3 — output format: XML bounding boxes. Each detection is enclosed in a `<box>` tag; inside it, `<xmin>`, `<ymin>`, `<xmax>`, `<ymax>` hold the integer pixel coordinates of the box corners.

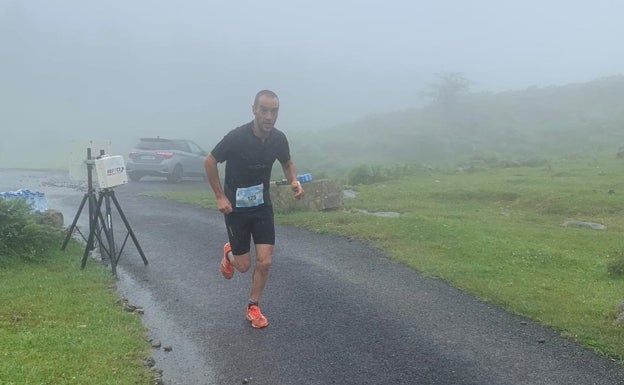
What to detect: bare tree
<box><xmin>424</xmin><ymin>72</ymin><xmax>472</xmax><ymax>110</ymax></box>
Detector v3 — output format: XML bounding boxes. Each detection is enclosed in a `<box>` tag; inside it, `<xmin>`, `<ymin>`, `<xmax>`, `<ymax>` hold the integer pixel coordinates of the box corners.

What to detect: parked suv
<box><xmin>126</xmin><ymin>138</ymin><xmax>207</xmax><ymax>183</ymax></box>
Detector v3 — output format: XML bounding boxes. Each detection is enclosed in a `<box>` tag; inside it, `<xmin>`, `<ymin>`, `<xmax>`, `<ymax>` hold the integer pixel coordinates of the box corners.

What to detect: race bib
<box><xmin>235</xmin><ymin>183</ymin><xmax>265</xmax><ymax>208</ymax></box>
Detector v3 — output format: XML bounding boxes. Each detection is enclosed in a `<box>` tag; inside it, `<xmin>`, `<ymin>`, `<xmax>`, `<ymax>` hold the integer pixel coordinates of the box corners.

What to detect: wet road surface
<box><xmin>2</xmin><ymin>169</ymin><xmax>624</xmax><ymax>385</ymax></box>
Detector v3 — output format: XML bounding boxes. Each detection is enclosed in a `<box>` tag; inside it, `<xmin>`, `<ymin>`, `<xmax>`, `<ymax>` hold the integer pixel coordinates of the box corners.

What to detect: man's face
<box><xmin>252</xmin><ymin>95</ymin><xmax>279</xmax><ymax>136</ymax></box>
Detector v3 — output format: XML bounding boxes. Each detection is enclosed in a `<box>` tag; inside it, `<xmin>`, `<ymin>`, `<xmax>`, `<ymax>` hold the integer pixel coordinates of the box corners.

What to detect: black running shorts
<box><xmin>224</xmin><ymin>205</ymin><xmax>275</xmax><ymax>255</ymax></box>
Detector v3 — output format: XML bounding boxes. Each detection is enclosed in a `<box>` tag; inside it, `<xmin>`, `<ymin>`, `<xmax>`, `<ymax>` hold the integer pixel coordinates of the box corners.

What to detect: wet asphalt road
<box><xmin>3</xmin><ymin>169</ymin><xmax>624</xmax><ymax>385</ymax></box>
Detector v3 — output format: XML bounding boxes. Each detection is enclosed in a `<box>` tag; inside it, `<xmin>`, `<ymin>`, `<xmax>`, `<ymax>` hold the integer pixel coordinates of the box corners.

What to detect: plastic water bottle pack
<box><xmin>0</xmin><ymin>189</ymin><xmax>49</xmax><ymax>212</ymax></box>
<box><xmin>296</xmin><ymin>173</ymin><xmax>313</xmax><ymax>184</ymax></box>
<box><xmin>275</xmin><ymin>173</ymin><xmax>313</xmax><ymax>185</ymax></box>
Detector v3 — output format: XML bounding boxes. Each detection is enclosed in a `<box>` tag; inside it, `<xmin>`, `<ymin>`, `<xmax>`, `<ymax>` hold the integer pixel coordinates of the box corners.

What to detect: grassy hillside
<box><xmin>291</xmin><ymin>75</ymin><xmax>624</xmax><ymax>176</ymax></box>
<box><xmin>282</xmin><ymin>155</ymin><xmax>624</xmax><ymax>359</ymax></box>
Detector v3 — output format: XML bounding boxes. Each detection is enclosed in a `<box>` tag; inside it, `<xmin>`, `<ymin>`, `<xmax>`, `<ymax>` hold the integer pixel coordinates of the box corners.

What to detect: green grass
<box><xmin>0</xmin><ymin>242</ymin><xmax>153</xmax><ymax>385</ymax></box>
<box><xmin>146</xmin><ymin>155</ymin><xmax>624</xmax><ymax>360</ymax></box>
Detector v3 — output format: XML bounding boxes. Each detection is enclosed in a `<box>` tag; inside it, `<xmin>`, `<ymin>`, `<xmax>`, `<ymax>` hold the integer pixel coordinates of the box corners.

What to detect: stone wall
<box><xmin>270</xmin><ymin>180</ymin><xmax>342</xmax><ymax>211</ymax></box>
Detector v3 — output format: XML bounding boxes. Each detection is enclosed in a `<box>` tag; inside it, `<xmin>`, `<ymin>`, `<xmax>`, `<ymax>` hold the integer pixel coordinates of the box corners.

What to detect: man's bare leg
<box><xmin>228</xmin><ymin>250</ymin><xmax>251</xmax><ymax>273</ymax></box>
<box><xmin>250</xmin><ymin>244</ymin><xmax>273</xmax><ymax>302</ymax></box>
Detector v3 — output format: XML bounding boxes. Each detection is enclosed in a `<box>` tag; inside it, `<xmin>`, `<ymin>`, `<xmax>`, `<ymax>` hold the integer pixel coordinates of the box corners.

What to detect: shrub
<box><xmin>0</xmin><ymin>198</ymin><xmax>63</xmax><ymax>266</ymax></box>
<box><xmin>345</xmin><ymin>163</ymin><xmax>431</xmax><ymax>185</ymax></box>
<box><xmin>607</xmin><ymin>249</ymin><xmax>624</xmax><ymax>278</ymax></box>
<box><xmin>347</xmin><ymin>164</ymin><xmax>390</xmax><ymax>185</ymax></box>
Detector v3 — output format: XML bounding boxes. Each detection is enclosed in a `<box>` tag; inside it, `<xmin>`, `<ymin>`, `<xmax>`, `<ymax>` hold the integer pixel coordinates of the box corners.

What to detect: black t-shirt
<box><xmin>211</xmin><ymin>121</ymin><xmax>291</xmax><ymax>211</ymax></box>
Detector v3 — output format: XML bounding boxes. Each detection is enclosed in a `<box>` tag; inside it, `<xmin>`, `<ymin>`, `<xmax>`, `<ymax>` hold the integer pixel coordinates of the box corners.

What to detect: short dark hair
<box><xmin>254</xmin><ymin>90</ymin><xmax>279</xmax><ymax>106</ymax></box>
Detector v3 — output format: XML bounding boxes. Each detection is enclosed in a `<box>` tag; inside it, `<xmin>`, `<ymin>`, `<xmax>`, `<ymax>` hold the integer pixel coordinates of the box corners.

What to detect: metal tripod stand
<box><xmin>62</xmin><ymin>147</ymin><xmax>148</xmax><ymax>276</ymax></box>
<box><xmin>82</xmin><ymin>186</ymin><xmax>148</xmax><ymax>276</ymax></box>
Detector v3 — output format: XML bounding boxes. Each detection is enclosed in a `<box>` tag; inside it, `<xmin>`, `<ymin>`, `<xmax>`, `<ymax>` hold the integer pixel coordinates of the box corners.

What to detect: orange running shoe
<box><xmin>246</xmin><ymin>304</ymin><xmax>269</xmax><ymax>329</ymax></box>
<box><xmin>220</xmin><ymin>242</ymin><xmax>234</xmax><ymax>279</ymax></box>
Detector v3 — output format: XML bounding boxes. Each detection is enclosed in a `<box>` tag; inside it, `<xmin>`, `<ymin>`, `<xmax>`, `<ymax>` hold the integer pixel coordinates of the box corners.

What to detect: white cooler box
<box><xmin>95</xmin><ymin>155</ymin><xmax>128</xmax><ymax>188</ymax></box>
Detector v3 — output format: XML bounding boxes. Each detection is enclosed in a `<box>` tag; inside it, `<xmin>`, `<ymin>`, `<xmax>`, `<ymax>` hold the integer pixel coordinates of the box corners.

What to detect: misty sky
<box><xmin>1</xmin><ymin>0</ymin><xmax>623</xmax><ymax>164</ymax></box>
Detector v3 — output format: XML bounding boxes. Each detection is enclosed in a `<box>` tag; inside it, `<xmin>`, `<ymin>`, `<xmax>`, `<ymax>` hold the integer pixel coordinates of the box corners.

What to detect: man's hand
<box><xmin>291</xmin><ymin>181</ymin><xmax>304</xmax><ymax>200</ymax></box>
<box><xmin>216</xmin><ymin>196</ymin><xmax>233</xmax><ymax>214</ymax></box>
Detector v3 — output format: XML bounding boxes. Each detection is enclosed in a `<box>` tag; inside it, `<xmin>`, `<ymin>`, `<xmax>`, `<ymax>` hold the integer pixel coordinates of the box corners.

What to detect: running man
<box><xmin>204</xmin><ymin>90</ymin><xmax>304</xmax><ymax>328</ymax></box>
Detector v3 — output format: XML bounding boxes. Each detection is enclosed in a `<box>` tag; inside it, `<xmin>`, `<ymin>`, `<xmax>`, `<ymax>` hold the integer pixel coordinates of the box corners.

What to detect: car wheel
<box><xmin>167</xmin><ymin>164</ymin><xmax>183</xmax><ymax>183</ymax></box>
<box><xmin>128</xmin><ymin>172</ymin><xmax>144</xmax><ymax>182</ymax></box>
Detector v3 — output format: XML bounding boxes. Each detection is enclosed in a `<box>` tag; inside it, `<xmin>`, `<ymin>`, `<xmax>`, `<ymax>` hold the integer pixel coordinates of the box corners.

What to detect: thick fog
<box><xmin>1</xmin><ymin>0</ymin><xmax>623</xmax><ymax>167</ymax></box>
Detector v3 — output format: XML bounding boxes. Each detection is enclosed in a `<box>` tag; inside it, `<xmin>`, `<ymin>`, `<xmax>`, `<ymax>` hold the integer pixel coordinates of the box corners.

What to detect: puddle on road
<box><xmin>116</xmin><ymin>264</ymin><xmax>218</xmax><ymax>384</ymax></box>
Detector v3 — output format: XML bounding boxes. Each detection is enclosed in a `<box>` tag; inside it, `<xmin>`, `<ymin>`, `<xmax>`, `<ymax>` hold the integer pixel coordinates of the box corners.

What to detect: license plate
<box><xmin>140</xmin><ymin>155</ymin><xmax>157</xmax><ymax>160</ymax></box>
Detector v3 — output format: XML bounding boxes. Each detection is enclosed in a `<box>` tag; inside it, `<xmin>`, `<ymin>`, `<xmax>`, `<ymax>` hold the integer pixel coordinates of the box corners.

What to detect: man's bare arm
<box><xmin>281</xmin><ymin>160</ymin><xmax>304</xmax><ymax>200</ymax></box>
<box><xmin>205</xmin><ymin>154</ymin><xmax>232</xmax><ymax>213</ymax></box>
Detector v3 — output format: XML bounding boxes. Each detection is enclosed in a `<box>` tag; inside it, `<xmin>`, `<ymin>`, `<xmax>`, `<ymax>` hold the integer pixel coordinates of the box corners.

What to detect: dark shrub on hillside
<box><xmin>0</xmin><ymin>198</ymin><xmax>63</xmax><ymax>266</ymax></box>
<box><xmin>347</xmin><ymin>164</ymin><xmax>391</xmax><ymax>185</ymax></box>
<box><xmin>607</xmin><ymin>249</ymin><xmax>624</xmax><ymax>278</ymax></box>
